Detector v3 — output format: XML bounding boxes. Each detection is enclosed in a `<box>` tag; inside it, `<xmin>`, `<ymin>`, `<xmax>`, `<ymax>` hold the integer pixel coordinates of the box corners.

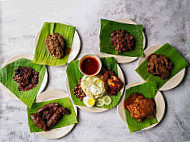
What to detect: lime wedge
<box><xmin>96</xmin><ymin>99</ymin><xmax>104</xmax><ymax>107</ymax></box>
<box><xmin>102</xmin><ymin>95</ymin><xmax>112</xmax><ymax>105</ymax></box>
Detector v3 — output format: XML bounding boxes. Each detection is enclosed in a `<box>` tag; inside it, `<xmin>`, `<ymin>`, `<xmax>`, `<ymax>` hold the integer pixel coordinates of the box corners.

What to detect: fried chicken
<box><xmin>101</xmin><ymin>67</ymin><xmax>123</xmax><ymax>96</ymax></box>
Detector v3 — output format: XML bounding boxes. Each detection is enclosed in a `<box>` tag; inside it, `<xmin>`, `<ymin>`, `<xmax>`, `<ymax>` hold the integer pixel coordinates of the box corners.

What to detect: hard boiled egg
<box><xmin>83</xmin><ymin>96</ymin><xmax>95</xmax><ymax>107</ymax></box>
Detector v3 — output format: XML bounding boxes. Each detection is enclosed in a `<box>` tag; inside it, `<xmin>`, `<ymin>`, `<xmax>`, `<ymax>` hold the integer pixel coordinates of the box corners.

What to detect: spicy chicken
<box><xmin>102</xmin><ymin>67</ymin><xmax>123</xmax><ymax>96</ymax></box>
<box><xmin>126</xmin><ymin>93</ymin><xmax>156</xmax><ymax>122</ymax></box>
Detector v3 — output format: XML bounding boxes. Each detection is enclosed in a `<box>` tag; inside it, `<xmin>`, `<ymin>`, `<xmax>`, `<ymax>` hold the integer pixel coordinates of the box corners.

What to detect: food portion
<box><xmin>147</xmin><ymin>54</ymin><xmax>173</xmax><ymax>79</ymax></box>
<box><xmin>80</xmin><ymin>56</ymin><xmax>101</xmax><ymax>76</ymax></box>
<box><xmin>72</xmin><ymin>61</ymin><xmax>123</xmax><ymax>108</ymax></box>
<box><xmin>81</xmin><ymin>75</ymin><xmax>107</xmax><ymax>99</ymax></box>
<box><xmin>72</xmin><ymin>79</ymin><xmax>86</xmax><ymax>101</ymax></box>
<box><xmin>102</xmin><ymin>67</ymin><xmax>123</xmax><ymax>96</ymax></box>
<box><xmin>30</xmin><ymin>103</ymin><xmax>70</xmax><ymax>131</ymax></box>
<box><xmin>13</xmin><ymin>66</ymin><xmax>39</xmax><ymax>91</ymax></box>
<box><xmin>125</xmin><ymin>93</ymin><xmax>156</xmax><ymax>122</ymax></box>
<box><xmin>110</xmin><ymin>29</ymin><xmax>135</xmax><ymax>53</ymax></box>
<box><xmin>45</xmin><ymin>33</ymin><xmax>66</xmax><ymax>59</ymax></box>
<box><xmin>83</xmin><ymin>96</ymin><xmax>95</xmax><ymax>107</ymax></box>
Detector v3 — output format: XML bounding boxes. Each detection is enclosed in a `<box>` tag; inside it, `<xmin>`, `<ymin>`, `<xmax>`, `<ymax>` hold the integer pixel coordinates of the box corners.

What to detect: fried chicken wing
<box><xmin>101</xmin><ymin>67</ymin><xmax>123</xmax><ymax>96</ymax></box>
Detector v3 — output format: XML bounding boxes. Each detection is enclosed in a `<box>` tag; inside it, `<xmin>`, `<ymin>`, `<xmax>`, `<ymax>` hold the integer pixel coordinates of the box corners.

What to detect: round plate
<box><xmin>35</xmin><ymin>30</ymin><xmax>81</xmax><ymax>64</ymax></box>
<box><xmin>66</xmin><ymin>54</ymin><xmax>125</xmax><ymax>113</ymax></box>
<box><xmin>138</xmin><ymin>45</ymin><xmax>186</xmax><ymax>91</ymax></box>
<box><xmin>117</xmin><ymin>82</ymin><xmax>165</xmax><ymax>131</ymax></box>
<box><xmin>103</xmin><ymin>19</ymin><xmax>146</xmax><ymax>63</ymax></box>
<box><xmin>35</xmin><ymin>90</ymin><xmax>77</xmax><ymax>139</ymax></box>
<box><xmin>0</xmin><ymin>54</ymin><xmax>48</xmax><ymax>100</ymax></box>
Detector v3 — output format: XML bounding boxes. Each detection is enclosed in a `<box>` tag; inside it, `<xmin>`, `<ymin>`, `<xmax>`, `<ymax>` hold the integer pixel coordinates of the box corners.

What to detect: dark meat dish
<box><xmin>125</xmin><ymin>93</ymin><xmax>156</xmax><ymax>122</ymax></box>
<box><xmin>102</xmin><ymin>67</ymin><xmax>123</xmax><ymax>96</ymax></box>
<box><xmin>147</xmin><ymin>54</ymin><xmax>173</xmax><ymax>79</ymax></box>
<box><xmin>13</xmin><ymin>66</ymin><xmax>39</xmax><ymax>91</ymax></box>
<box><xmin>37</xmin><ymin>103</ymin><xmax>59</xmax><ymax>114</ymax></box>
<box><xmin>47</xmin><ymin>107</ymin><xmax>70</xmax><ymax>129</ymax></box>
<box><xmin>110</xmin><ymin>29</ymin><xmax>135</xmax><ymax>53</ymax></box>
<box><xmin>30</xmin><ymin>113</ymin><xmax>47</xmax><ymax>131</ymax></box>
<box><xmin>72</xmin><ymin>79</ymin><xmax>86</xmax><ymax>101</ymax></box>
<box><xmin>45</xmin><ymin>33</ymin><xmax>66</xmax><ymax>59</ymax></box>
<box><xmin>30</xmin><ymin>103</ymin><xmax>71</xmax><ymax>131</ymax></box>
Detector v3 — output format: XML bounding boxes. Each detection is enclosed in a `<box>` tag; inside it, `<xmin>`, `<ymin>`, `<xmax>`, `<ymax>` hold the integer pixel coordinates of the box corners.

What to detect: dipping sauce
<box><xmin>80</xmin><ymin>56</ymin><xmax>100</xmax><ymax>75</ymax></box>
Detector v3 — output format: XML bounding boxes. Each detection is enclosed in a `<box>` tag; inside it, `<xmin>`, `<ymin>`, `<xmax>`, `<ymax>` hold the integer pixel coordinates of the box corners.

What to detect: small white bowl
<box><xmin>79</xmin><ymin>54</ymin><xmax>102</xmax><ymax>76</ymax></box>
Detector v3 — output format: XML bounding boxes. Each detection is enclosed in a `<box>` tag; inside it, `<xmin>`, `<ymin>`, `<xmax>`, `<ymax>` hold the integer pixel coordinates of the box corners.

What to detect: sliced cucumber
<box><xmin>102</xmin><ymin>95</ymin><xmax>112</xmax><ymax>105</ymax></box>
<box><xmin>96</xmin><ymin>99</ymin><xmax>104</xmax><ymax>107</ymax></box>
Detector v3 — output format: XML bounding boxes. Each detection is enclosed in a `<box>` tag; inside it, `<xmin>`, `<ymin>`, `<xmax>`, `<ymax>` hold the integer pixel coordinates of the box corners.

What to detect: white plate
<box><xmin>34</xmin><ymin>30</ymin><xmax>81</xmax><ymax>64</ymax></box>
<box><xmin>34</xmin><ymin>90</ymin><xmax>77</xmax><ymax>139</ymax></box>
<box><xmin>138</xmin><ymin>44</ymin><xmax>186</xmax><ymax>91</ymax></box>
<box><xmin>102</xmin><ymin>19</ymin><xmax>146</xmax><ymax>63</ymax></box>
<box><xmin>66</xmin><ymin>54</ymin><xmax>125</xmax><ymax>113</ymax></box>
<box><xmin>117</xmin><ymin>82</ymin><xmax>165</xmax><ymax>131</ymax></box>
<box><xmin>0</xmin><ymin>54</ymin><xmax>48</xmax><ymax>100</ymax></box>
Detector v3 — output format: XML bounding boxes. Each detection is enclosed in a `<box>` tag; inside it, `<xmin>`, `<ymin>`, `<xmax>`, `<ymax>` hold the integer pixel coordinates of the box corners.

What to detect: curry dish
<box><xmin>125</xmin><ymin>93</ymin><xmax>156</xmax><ymax>122</ymax></box>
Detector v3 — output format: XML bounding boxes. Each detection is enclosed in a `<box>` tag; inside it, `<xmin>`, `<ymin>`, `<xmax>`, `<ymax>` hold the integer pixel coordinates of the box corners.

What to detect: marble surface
<box><xmin>0</xmin><ymin>0</ymin><xmax>190</xmax><ymax>142</ymax></box>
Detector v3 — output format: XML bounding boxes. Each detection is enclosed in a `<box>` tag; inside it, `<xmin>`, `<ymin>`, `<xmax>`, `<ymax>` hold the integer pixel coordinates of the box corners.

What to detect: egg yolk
<box><xmin>88</xmin><ymin>98</ymin><xmax>95</xmax><ymax>106</ymax></box>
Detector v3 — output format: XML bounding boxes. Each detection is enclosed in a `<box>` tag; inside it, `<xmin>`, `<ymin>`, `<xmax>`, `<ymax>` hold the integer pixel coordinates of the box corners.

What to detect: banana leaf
<box><xmin>125</xmin><ymin>82</ymin><xmax>158</xmax><ymax>133</ymax></box>
<box><xmin>135</xmin><ymin>43</ymin><xmax>189</xmax><ymax>89</ymax></box>
<box><xmin>99</xmin><ymin>19</ymin><xmax>144</xmax><ymax>57</ymax></box>
<box><xmin>32</xmin><ymin>22</ymin><xmax>76</xmax><ymax>66</ymax></box>
<box><xmin>27</xmin><ymin>97</ymin><xmax>78</xmax><ymax>132</ymax></box>
<box><xmin>66</xmin><ymin>57</ymin><xmax>122</xmax><ymax>109</ymax></box>
<box><xmin>0</xmin><ymin>58</ymin><xmax>46</xmax><ymax>108</ymax></box>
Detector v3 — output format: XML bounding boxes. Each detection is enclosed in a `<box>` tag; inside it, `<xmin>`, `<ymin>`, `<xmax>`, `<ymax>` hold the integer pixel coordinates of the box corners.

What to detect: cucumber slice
<box><xmin>102</xmin><ymin>95</ymin><xmax>112</xmax><ymax>105</ymax></box>
<box><xmin>96</xmin><ymin>99</ymin><xmax>104</xmax><ymax>107</ymax></box>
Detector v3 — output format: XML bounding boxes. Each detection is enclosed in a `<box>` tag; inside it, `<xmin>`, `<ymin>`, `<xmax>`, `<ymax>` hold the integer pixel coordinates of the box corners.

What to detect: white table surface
<box><xmin>0</xmin><ymin>0</ymin><xmax>190</xmax><ymax>142</ymax></box>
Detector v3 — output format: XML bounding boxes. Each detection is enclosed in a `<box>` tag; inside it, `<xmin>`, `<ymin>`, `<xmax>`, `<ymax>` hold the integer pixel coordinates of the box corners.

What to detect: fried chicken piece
<box><xmin>30</xmin><ymin>113</ymin><xmax>47</xmax><ymax>131</ymax></box>
<box><xmin>126</xmin><ymin>93</ymin><xmax>156</xmax><ymax>122</ymax></box>
<box><xmin>107</xmin><ymin>76</ymin><xmax>123</xmax><ymax>91</ymax></box>
<box><xmin>101</xmin><ymin>67</ymin><xmax>123</xmax><ymax>96</ymax></box>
